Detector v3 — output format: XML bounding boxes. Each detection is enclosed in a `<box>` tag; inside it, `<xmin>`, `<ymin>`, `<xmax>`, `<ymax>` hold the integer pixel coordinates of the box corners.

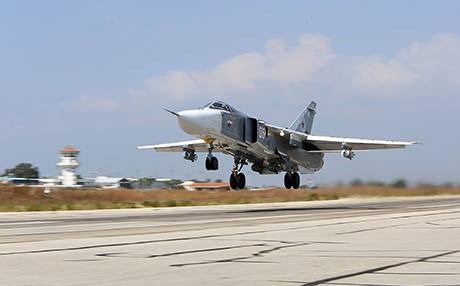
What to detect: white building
<box><xmin>0</xmin><ymin>145</ymin><xmax>151</xmax><ymax>189</ymax></box>
<box><xmin>93</xmin><ymin>176</ymin><xmax>134</xmax><ymax>189</ymax></box>
<box><xmin>180</xmin><ymin>181</ymin><xmax>230</xmax><ymax>191</ymax></box>
<box><xmin>56</xmin><ymin>146</ymin><xmax>80</xmax><ymax>187</ymax></box>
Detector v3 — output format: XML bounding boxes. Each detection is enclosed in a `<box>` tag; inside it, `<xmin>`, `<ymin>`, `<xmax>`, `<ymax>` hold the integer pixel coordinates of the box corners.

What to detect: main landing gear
<box><xmin>284</xmin><ymin>172</ymin><xmax>300</xmax><ymax>189</ymax></box>
<box><xmin>229</xmin><ymin>157</ymin><xmax>247</xmax><ymax>190</ymax></box>
<box><xmin>230</xmin><ymin>172</ymin><xmax>246</xmax><ymax>190</ymax></box>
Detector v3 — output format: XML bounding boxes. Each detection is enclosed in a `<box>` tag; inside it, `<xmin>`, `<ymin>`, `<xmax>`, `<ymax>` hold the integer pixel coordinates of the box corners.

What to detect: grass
<box><xmin>0</xmin><ymin>185</ymin><xmax>460</xmax><ymax>212</ymax></box>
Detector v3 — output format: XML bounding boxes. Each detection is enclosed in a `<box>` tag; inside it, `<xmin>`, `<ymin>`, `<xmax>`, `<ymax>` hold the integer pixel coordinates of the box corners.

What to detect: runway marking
<box><xmin>373</xmin><ymin>272</ymin><xmax>460</xmax><ymax>275</ymax></box>
<box><xmin>170</xmin><ymin>241</ymin><xmax>312</xmax><ymax>267</ymax></box>
<box><xmin>299</xmin><ymin>250</ymin><xmax>460</xmax><ymax>286</ymax></box>
<box><xmin>0</xmin><ymin>221</ymin><xmax>53</xmax><ymax>227</ymax></box>
<box><xmin>1</xmin><ymin>198</ymin><xmax>460</xmax><ymax>285</ymax></box>
<box><xmin>323</xmin><ymin>283</ymin><xmax>401</xmax><ymax>286</ymax></box>
<box><xmin>335</xmin><ymin>222</ymin><xmax>415</xmax><ymax>235</ymax></box>
<box><xmin>424</xmin><ymin>260</ymin><xmax>460</xmax><ymax>264</ymax></box>
<box><xmin>1</xmin><ymin>208</ymin><xmax>459</xmax><ymax>254</ymax></box>
<box><xmin>335</xmin><ymin>211</ymin><xmax>460</xmax><ymax>235</ymax></box>
<box><xmin>1</xmin><ymin>203</ymin><xmax>458</xmax><ymax>242</ymax></box>
<box><xmin>63</xmin><ymin>259</ymin><xmax>102</xmax><ymax>262</ymax></box>
<box><xmin>95</xmin><ymin>243</ymin><xmax>265</xmax><ymax>259</ymax></box>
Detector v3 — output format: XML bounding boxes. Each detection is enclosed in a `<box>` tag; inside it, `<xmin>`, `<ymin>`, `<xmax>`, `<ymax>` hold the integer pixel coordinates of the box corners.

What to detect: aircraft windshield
<box><xmin>203</xmin><ymin>101</ymin><xmax>234</xmax><ymax>112</ymax></box>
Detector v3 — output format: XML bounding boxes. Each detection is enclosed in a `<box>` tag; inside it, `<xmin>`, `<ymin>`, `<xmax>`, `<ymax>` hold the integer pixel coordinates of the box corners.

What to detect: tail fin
<box><xmin>289</xmin><ymin>101</ymin><xmax>317</xmax><ymax>134</ymax></box>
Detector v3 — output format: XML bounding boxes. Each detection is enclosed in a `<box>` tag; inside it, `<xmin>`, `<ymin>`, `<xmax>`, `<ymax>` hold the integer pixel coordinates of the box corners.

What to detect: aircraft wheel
<box><xmin>205</xmin><ymin>157</ymin><xmax>211</xmax><ymax>170</ymax></box>
<box><xmin>284</xmin><ymin>172</ymin><xmax>292</xmax><ymax>189</ymax></box>
<box><xmin>211</xmin><ymin>157</ymin><xmax>219</xmax><ymax>170</ymax></box>
<box><xmin>292</xmin><ymin>172</ymin><xmax>300</xmax><ymax>189</ymax></box>
<box><xmin>229</xmin><ymin>173</ymin><xmax>238</xmax><ymax>189</ymax></box>
<box><xmin>237</xmin><ymin>173</ymin><xmax>246</xmax><ymax>189</ymax></box>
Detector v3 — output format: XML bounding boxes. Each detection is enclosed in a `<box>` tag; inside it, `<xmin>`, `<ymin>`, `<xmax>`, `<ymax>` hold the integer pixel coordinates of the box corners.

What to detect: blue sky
<box><xmin>2</xmin><ymin>1</ymin><xmax>460</xmax><ymax>186</ymax></box>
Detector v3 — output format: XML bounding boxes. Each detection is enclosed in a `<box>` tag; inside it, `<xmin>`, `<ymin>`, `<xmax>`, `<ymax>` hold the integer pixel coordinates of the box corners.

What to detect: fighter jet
<box><xmin>138</xmin><ymin>101</ymin><xmax>415</xmax><ymax>189</ymax></box>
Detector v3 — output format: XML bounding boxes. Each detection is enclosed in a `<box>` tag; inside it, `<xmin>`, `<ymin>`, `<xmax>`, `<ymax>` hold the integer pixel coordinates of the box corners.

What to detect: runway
<box><xmin>1</xmin><ymin>196</ymin><xmax>460</xmax><ymax>286</ymax></box>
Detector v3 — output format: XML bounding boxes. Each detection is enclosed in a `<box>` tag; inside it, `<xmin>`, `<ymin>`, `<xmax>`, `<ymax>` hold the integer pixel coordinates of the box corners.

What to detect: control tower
<box><xmin>57</xmin><ymin>146</ymin><xmax>80</xmax><ymax>187</ymax></box>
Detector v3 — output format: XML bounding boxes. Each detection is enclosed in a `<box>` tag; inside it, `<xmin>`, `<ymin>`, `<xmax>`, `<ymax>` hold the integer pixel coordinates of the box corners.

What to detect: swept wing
<box><xmin>265</xmin><ymin>124</ymin><xmax>416</xmax><ymax>152</ymax></box>
<box><xmin>137</xmin><ymin>139</ymin><xmax>214</xmax><ymax>152</ymax></box>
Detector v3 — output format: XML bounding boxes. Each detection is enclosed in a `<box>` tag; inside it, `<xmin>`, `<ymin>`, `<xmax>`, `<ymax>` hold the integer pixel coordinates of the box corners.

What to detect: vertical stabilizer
<box><xmin>289</xmin><ymin>101</ymin><xmax>317</xmax><ymax>134</ymax></box>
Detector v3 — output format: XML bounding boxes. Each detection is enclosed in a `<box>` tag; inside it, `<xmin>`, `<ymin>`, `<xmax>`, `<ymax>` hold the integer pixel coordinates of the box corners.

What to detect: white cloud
<box><xmin>266</xmin><ymin>35</ymin><xmax>335</xmax><ymax>84</ymax></box>
<box><xmin>350</xmin><ymin>33</ymin><xmax>460</xmax><ymax>97</ymax></box>
<box><xmin>70</xmin><ymin>33</ymin><xmax>460</xmax><ymax>112</ymax></box>
<box><xmin>134</xmin><ymin>34</ymin><xmax>335</xmax><ymax>101</ymax></box>
<box><xmin>401</xmin><ymin>33</ymin><xmax>460</xmax><ymax>89</ymax></box>
<box><xmin>143</xmin><ymin>71</ymin><xmax>200</xmax><ymax>101</ymax></box>
<box><xmin>352</xmin><ymin>58</ymin><xmax>419</xmax><ymax>92</ymax></box>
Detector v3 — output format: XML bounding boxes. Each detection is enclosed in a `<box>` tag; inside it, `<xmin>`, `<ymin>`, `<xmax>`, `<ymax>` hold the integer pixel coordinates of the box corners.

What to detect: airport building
<box><xmin>56</xmin><ymin>146</ymin><xmax>80</xmax><ymax>187</ymax></box>
<box><xmin>0</xmin><ymin>145</ymin><xmax>190</xmax><ymax>190</ymax></box>
<box><xmin>180</xmin><ymin>181</ymin><xmax>230</xmax><ymax>191</ymax></box>
<box><xmin>0</xmin><ymin>146</ymin><xmax>141</xmax><ymax>189</ymax></box>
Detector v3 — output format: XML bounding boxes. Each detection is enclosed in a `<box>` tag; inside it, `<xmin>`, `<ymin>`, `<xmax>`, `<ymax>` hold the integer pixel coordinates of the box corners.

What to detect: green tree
<box><xmin>350</xmin><ymin>179</ymin><xmax>363</xmax><ymax>186</ymax></box>
<box><xmin>390</xmin><ymin>178</ymin><xmax>407</xmax><ymax>188</ymax></box>
<box><xmin>2</xmin><ymin>163</ymin><xmax>40</xmax><ymax>178</ymax></box>
<box><xmin>367</xmin><ymin>180</ymin><xmax>386</xmax><ymax>187</ymax></box>
<box><xmin>164</xmin><ymin>179</ymin><xmax>183</xmax><ymax>188</ymax></box>
<box><xmin>139</xmin><ymin>177</ymin><xmax>155</xmax><ymax>187</ymax></box>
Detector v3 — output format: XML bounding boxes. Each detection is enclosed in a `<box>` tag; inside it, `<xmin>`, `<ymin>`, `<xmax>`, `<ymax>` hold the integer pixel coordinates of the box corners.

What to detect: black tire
<box><xmin>205</xmin><ymin>157</ymin><xmax>211</xmax><ymax>170</ymax></box>
<box><xmin>229</xmin><ymin>173</ymin><xmax>238</xmax><ymax>189</ymax></box>
<box><xmin>211</xmin><ymin>157</ymin><xmax>219</xmax><ymax>170</ymax></box>
<box><xmin>292</xmin><ymin>172</ymin><xmax>300</xmax><ymax>189</ymax></box>
<box><xmin>284</xmin><ymin>172</ymin><xmax>292</xmax><ymax>189</ymax></box>
<box><xmin>237</xmin><ymin>173</ymin><xmax>246</xmax><ymax>189</ymax></box>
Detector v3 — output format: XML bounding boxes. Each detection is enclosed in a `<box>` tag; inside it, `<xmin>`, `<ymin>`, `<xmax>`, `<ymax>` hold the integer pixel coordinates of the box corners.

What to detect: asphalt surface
<box><xmin>1</xmin><ymin>196</ymin><xmax>459</xmax><ymax>285</ymax></box>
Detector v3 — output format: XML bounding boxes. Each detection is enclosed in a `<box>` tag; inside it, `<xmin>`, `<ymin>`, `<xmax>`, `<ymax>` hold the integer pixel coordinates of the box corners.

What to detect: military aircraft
<box><xmin>138</xmin><ymin>101</ymin><xmax>415</xmax><ymax>189</ymax></box>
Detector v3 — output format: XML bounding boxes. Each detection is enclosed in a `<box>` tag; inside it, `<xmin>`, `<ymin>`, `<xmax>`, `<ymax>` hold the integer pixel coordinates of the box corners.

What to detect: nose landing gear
<box><xmin>284</xmin><ymin>172</ymin><xmax>300</xmax><ymax>189</ymax></box>
<box><xmin>205</xmin><ymin>145</ymin><xmax>219</xmax><ymax>171</ymax></box>
<box><xmin>205</xmin><ymin>156</ymin><xmax>219</xmax><ymax>170</ymax></box>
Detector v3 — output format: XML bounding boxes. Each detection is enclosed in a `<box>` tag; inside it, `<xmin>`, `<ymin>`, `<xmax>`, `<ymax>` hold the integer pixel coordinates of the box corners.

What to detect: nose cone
<box><xmin>177</xmin><ymin>109</ymin><xmax>222</xmax><ymax>136</ymax></box>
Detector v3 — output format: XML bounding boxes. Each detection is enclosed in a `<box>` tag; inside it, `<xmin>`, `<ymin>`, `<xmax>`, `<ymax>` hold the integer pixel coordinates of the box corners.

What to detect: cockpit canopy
<box><xmin>202</xmin><ymin>101</ymin><xmax>236</xmax><ymax>113</ymax></box>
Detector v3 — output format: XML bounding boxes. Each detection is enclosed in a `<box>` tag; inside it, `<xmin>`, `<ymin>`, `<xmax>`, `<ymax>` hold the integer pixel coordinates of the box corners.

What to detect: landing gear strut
<box><xmin>284</xmin><ymin>172</ymin><xmax>300</xmax><ymax>189</ymax></box>
<box><xmin>229</xmin><ymin>157</ymin><xmax>247</xmax><ymax>190</ymax></box>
